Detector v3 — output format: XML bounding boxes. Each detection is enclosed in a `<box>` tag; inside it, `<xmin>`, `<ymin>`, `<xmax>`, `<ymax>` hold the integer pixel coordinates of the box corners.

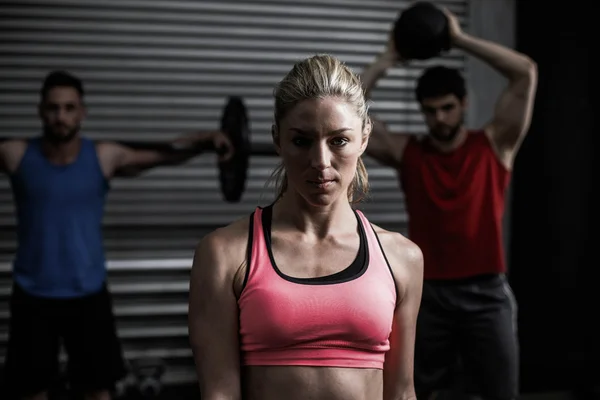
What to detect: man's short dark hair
<box><xmin>415</xmin><ymin>66</ymin><xmax>466</xmax><ymax>103</ymax></box>
<box><xmin>40</xmin><ymin>70</ymin><xmax>84</xmax><ymax>101</ymax></box>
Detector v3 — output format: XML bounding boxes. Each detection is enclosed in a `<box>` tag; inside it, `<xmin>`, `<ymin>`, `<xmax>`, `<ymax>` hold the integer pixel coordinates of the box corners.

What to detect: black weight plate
<box><xmin>219</xmin><ymin>96</ymin><xmax>251</xmax><ymax>202</ymax></box>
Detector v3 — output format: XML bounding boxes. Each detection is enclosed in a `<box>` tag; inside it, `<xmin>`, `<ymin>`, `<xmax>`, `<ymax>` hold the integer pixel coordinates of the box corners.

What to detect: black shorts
<box><xmin>414</xmin><ymin>274</ymin><xmax>519</xmax><ymax>400</ymax></box>
<box><xmin>3</xmin><ymin>283</ymin><xmax>127</xmax><ymax>398</ymax></box>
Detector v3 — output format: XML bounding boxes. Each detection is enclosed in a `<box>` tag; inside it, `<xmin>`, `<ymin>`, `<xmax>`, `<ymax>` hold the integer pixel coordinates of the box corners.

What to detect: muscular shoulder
<box><xmin>371</xmin><ymin>224</ymin><xmax>422</xmax><ymax>268</ymax></box>
<box><xmin>196</xmin><ymin>216</ymin><xmax>250</xmax><ymax>263</ymax></box>
<box><xmin>0</xmin><ymin>139</ymin><xmax>29</xmax><ymax>173</ymax></box>
<box><xmin>192</xmin><ymin>214</ymin><xmax>252</xmax><ymax>292</ymax></box>
<box><xmin>370</xmin><ymin>223</ymin><xmax>423</xmax><ymax>299</ymax></box>
<box><xmin>95</xmin><ymin>140</ymin><xmax>127</xmax><ymax>162</ymax></box>
<box><xmin>95</xmin><ymin>140</ymin><xmax>132</xmax><ymax>178</ymax></box>
<box><xmin>96</xmin><ymin>140</ymin><xmax>120</xmax><ymax>152</ymax></box>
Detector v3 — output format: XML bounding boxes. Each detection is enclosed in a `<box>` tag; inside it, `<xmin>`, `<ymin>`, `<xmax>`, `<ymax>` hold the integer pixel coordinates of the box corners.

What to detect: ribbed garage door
<box><xmin>0</xmin><ymin>0</ymin><xmax>469</xmax><ymax>387</ymax></box>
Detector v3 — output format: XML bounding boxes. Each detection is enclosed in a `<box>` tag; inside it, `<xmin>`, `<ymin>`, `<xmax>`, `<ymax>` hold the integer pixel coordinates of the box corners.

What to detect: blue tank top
<box><xmin>9</xmin><ymin>137</ymin><xmax>109</xmax><ymax>298</ymax></box>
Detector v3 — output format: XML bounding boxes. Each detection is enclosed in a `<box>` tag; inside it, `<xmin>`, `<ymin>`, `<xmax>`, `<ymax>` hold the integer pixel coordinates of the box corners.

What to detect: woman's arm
<box><xmin>376</xmin><ymin>227</ymin><xmax>424</xmax><ymax>400</ymax></box>
<box><xmin>188</xmin><ymin>229</ymin><xmax>244</xmax><ymax>400</ymax></box>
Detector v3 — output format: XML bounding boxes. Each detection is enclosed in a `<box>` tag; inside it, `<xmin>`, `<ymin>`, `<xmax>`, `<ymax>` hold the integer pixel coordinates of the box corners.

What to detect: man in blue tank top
<box><xmin>0</xmin><ymin>71</ymin><xmax>233</xmax><ymax>400</ymax></box>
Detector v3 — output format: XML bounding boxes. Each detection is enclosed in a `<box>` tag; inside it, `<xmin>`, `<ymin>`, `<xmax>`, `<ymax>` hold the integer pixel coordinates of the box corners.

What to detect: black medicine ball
<box><xmin>393</xmin><ymin>2</ymin><xmax>451</xmax><ymax>60</ymax></box>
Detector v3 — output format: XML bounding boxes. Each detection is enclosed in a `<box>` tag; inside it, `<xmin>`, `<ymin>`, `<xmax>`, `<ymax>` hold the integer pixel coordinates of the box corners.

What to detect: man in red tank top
<box><xmin>361</xmin><ymin>8</ymin><xmax>537</xmax><ymax>400</ymax></box>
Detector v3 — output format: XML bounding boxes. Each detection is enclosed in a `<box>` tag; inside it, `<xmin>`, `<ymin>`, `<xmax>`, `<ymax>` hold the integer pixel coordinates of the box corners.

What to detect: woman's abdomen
<box><xmin>242</xmin><ymin>366</ymin><xmax>383</xmax><ymax>400</ymax></box>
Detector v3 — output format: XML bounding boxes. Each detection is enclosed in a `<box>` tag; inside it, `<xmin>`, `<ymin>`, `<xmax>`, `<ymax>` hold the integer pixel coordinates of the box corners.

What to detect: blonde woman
<box><xmin>188</xmin><ymin>54</ymin><xmax>423</xmax><ymax>400</ymax></box>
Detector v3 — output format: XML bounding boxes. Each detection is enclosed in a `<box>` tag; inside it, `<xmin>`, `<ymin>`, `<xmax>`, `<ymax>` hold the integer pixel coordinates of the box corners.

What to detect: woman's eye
<box><xmin>331</xmin><ymin>137</ymin><xmax>349</xmax><ymax>146</ymax></box>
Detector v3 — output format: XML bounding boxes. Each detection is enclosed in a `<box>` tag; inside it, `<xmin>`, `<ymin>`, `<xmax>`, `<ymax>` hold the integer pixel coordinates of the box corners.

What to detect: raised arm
<box><xmin>97</xmin><ymin>130</ymin><xmax>234</xmax><ymax>178</ymax></box>
<box><xmin>188</xmin><ymin>230</ymin><xmax>243</xmax><ymax>400</ymax></box>
<box><xmin>365</xmin><ymin>118</ymin><xmax>410</xmax><ymax>168</ymax></box>
<box><xmin>377</xmin><ymin>228</ymin><xmax>424</xmax><ymax>400</ymax></box>
<box><xmin>360</xmin><ymin>37</ymin><xmax>410</xmax><ymax>168</ymax></box>
<box><xmin>444</xmin><ymin>9</ymin><xmax>538</xmax><ymax>167</ymax></box>
<box><xmin>360</xmin><ymin>37</ymin><xmax>398</xmax><ymax>101</ymax></box>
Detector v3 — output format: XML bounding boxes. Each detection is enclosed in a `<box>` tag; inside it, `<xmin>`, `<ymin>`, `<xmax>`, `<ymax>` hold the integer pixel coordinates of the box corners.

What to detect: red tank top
<box><xmin>238</xmin><ymin>206</ymin><xmax>397</xmax><ymax>369</ymax></box>
<box><xmin>400</xmin><ymin>131</ymin><xmax>510</xmax><ymax>280</ymax></box>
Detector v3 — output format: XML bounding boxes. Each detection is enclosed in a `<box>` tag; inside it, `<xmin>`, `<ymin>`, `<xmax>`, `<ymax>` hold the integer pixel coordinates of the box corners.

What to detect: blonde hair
<box><xmin>268</xmin><ymin>54</ymin><xmax>370</xmax><ymax>204</ymax></box>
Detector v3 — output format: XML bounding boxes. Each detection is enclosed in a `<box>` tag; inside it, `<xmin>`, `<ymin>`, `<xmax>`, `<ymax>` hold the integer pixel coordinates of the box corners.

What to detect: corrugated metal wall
<box><xmin>0</xmin><ymin>0</ymin><xmax>468</xmax><ymax>387</ymax></box>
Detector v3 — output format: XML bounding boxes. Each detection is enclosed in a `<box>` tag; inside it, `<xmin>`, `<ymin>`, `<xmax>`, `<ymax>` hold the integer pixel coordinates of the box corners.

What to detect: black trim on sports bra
<box><xmin>369</xmin><ymin>223</ymin><xmax>400</xmax><ymax>301</ymax></box>
<box><xmin>261</xmin><ymin>204</ymin><xmax>369</xmax><ymax>285</ymax></box>
<box><xmin>240</xmin><ymin>211</ymin><xmax>255</xmax><ymax>292</ymax></box>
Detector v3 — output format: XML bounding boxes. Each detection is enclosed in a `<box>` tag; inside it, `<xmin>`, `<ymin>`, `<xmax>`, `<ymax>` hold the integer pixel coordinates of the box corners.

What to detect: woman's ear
<box><xmin>360</xmin><ymin>118</ymin><xmax>372</xmax><ymax>154</ymax></box>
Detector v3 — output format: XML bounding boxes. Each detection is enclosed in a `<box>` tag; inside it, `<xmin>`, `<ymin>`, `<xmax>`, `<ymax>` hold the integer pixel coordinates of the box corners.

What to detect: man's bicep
<box><xmin>113</xmin><ymin>145</ymin><xmax>165</xmax><ymax>171</ymax></box>
<box><xmin>188</xmin><ymin>236</ymin><xmax>242</xmax><ymax>399</ymax></box>
<box><xmin>97</xmin><ymin>142</ymin><xmax>163</xmax><ymax>178</ymax></box>
<box><xmin>488</xmin><ymin>69</ymin><xmax>537</xmax><ymax>153</ymax></box>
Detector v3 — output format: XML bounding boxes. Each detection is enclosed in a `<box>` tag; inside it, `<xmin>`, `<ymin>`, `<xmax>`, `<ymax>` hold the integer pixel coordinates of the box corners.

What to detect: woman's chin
<box><xmin>300</xmin><ymin>191</ymin><xmax>345</xmax><ymax>208</ymax></box>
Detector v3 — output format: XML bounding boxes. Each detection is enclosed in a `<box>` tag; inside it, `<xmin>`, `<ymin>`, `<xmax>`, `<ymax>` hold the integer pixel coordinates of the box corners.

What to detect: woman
<box><xmin>188</xmin><ymin>54</ymin><xmax>423</xmax><ymax>400</ymax></box>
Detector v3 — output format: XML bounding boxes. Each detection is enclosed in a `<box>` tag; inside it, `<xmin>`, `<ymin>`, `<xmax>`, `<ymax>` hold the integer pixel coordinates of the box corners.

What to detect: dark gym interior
<box><xmin>0</xmin><ymin>0</ymin><xmax>595</xmax><ymax>399</ymax></box>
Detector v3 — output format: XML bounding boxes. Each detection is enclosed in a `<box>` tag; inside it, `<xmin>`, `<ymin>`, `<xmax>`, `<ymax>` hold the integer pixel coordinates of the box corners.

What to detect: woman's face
<box><xmin>274</xmin><ymin>96</ymin><xmax>368</xmax><ymax>207</ymax></box>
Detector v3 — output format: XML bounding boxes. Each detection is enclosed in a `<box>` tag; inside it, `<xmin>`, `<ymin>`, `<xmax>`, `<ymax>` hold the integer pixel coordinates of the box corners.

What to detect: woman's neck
<box><xmin>272</xmin><ymin>193</ymin><xmax>357</xmax><ymax>239</ymax></box>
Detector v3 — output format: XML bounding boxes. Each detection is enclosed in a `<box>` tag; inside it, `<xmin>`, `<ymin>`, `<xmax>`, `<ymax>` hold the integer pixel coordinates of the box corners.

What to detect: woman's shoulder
<box><xmin>192</xmin><ymin>212</ymin><xmax>255</xmax><ymax>280</ymax></box>
<box><xmin>203</xmin><ymin>213</ymin><xmax>252</xmax><ymax>247</ymax></box>
<box><xmin>369</xmin><ymin>223</ymin><xmax>423</xmax><ymax>290</ymax></box>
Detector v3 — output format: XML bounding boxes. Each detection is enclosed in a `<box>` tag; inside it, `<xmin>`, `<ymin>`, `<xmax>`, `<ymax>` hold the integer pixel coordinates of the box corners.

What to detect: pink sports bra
<box><xmin>238</xmin><ymin>205</ymin><xmax>398</xmax><ymax>369</ymax></box>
